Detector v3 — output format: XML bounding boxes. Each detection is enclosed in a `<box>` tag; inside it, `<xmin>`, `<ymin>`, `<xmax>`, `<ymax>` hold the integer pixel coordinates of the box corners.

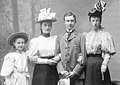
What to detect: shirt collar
<box><xmin>66</xmin><ymin>28</ymin><xmax>75</xmax><ymax>33</ymax></box>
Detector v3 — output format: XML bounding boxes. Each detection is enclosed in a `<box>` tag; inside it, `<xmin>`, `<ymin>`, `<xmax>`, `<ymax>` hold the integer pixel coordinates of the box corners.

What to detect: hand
<box><xmin>77</xmin><ymin>56</ymin><xmax>84</xmax><ymax>64</ymax></box>
<box><xmin>47</xmin><ymin>59</ymin><xmax>57</xmax><ymax>66</ymax></box>
<box><xmin>60</xmin><ymin>71</ymin><xmax>69</xmax><ymax>75</ymax></box>
<box><xmin>65</xmin><ymin>72</ymin><xmax>76</xmax><ymax>78</ymax></box>
<box><xmin>59</xmin><ymin>71</ymin><xmax>69</xmax><ymax>79</ymax></box>
<box><xmin>30</xmin><ymin>56</ymin><xmax>38</xmax><ymax>62</ymax></box>
<box><xmin>101</xmin><ymin>64</ymin><xmax>107</xmax><ymax>73</ymax></box>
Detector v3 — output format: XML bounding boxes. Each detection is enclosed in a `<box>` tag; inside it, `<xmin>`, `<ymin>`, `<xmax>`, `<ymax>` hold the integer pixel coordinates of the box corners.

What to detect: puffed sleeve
<box><xmin>102</xmin><ymin>32</ymin><xmax>116</xmax><ymax>55</ymax></box>
<box><xmin>27</xmin><ymin>38</ymin><xmax>49</xmax><ymax>64</ymax></box>
<box><xmin>0</xmin><ymin>53</ymin><xmax>14</xmax><ymax>76</ymax></box>
<box><xmin>27</xmin><ymin>38</ymin><xmax>39</xmax><ymax>59</ymax></box>
<box><xmin>53</xmin><ymin>35</ymin><xmax>61</xmax><ymax>63</ymax></box>
<box><xmin>55</xmin><ymin>35</ymin><xmax>61</xmax><ymax>55</ymax></box>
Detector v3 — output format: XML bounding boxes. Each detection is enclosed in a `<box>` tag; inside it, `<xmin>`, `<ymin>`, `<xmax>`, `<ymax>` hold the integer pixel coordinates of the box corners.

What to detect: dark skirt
<box><xmin>32</xmin><ymin>64</ymin><xmax>59</xmax><ymax>85</ymax></box>
<box><xmin>85</xmin><ymin>54</ymin><xmax>111</xmax><ymax>85</ymax></box>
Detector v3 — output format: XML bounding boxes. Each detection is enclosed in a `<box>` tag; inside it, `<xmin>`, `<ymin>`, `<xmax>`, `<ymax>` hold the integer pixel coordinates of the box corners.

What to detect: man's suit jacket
<box><xmin>56</xmin><ymin>30</ymin><xmax>86</xmax><ymax>79</ymax></box>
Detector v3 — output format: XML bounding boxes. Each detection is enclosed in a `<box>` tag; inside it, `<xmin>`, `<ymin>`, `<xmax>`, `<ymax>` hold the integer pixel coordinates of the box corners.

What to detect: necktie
<box><xmin>66</xmin><ymin>29</ymin><xmax>75</xmax><ymax>40</ymax></box>
<box><xmin>66</xmin><ymin>32</ymin><xmax>71</xmax><ymax>40</ymax></box>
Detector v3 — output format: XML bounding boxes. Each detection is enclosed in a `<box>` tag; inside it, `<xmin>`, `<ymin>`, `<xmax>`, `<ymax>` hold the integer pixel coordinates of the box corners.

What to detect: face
<box><xmin>41</xmin><ymin>21</ymin><xmax>52</xmax><ymax>34</ymax></box>
<box><xmin>90</xmin><ymin>17</ymin><xmax>101</xmax><ymax>30</ymax></box>
<box><xmin>64</xmin><ymin>15</ymin><xmax>76</xmax><ymax>31</ymax></box>
<box><xmin>13</xmin><ymin>38</ymin><xmax>25</xmax><ymax>52</ymax></box>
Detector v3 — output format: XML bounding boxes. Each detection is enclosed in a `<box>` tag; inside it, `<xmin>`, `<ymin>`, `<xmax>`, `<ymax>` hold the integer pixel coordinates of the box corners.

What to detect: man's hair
<box><xmin>63</xmin><ymin>12</ymin><xmax>76</xmax><ymax>22</ymax></box>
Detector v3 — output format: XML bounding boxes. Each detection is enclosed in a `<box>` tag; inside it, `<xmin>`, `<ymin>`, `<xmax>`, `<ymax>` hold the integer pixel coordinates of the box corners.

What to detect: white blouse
<box><xmin>85</xmin><ymin>29</ymin><xmax>116</xmax><ymax>56</ymax></box>
<box><xmin>28</xmin><ymin>35</ymin><xmax>57</xmax><ymax>58</ymax></box>
<box><xmin>1</xmin><ymin>52</ymin><xmax>28</xmax><ymax>76</ymax></box>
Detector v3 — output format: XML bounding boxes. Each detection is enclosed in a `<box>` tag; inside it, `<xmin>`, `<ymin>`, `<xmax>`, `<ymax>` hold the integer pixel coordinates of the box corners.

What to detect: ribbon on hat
<box><xmin>94</xmin><ymin>0</ymin><xmax>107</xmax><ymax>13</ymax></box>
<box><xmin>37</xmin><ymin>8</ymin><xmax>56</xmax><ymax>22</ymax></box>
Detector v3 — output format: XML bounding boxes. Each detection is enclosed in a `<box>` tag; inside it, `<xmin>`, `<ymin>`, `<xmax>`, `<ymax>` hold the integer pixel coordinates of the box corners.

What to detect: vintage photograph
<box><xmin>0</xmin><ymin>0</ymin><xmax>119</xmax><ymax>85</ymax></box>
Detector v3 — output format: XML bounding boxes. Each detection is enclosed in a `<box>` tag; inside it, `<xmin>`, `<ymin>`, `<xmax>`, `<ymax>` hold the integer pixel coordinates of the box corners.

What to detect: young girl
<box><xmin>0</xmin><ymin>32</ymin><xmax>29</xmax><ymax>85</ymax></box>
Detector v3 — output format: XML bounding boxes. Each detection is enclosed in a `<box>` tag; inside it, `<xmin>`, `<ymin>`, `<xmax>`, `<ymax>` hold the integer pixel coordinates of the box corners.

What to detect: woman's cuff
<box><xmin>102</xmin><ymin>53</ymin><xmax>111</xmax><ymax>66</ymax></box>
<box><xmin>52</xmin><ymin>54</ymin><xmax>61</xmax><ymax>62</ymax></box>
<box><xmin>37</xmin><ymin>58</ymin><xmax>48</xmax><ymax>64</ymax></box>
<box><xmin>73</xmin><ymin>70</ymin><xmax>79</xmax><ymax>76</ymax></box>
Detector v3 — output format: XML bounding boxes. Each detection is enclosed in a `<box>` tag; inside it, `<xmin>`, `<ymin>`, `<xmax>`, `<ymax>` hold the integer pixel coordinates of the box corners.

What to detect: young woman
<box><xmin>28</xmin><ymin>8</ymin><xmax>59</xmax><ymax>85</ymax></box>
<box><xmin>0</xmin><ymin>32</ymin><xmax>29</xmax><ymax>85</ymax></box>
<box><xmin>85</xmin><ymin>1</ymin><xmax>116</xmax><ymax>85</ymax></box>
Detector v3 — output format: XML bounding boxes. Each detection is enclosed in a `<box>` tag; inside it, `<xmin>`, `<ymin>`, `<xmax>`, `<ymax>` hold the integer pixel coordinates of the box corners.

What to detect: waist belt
<box><xmin>40</xmin><ymin>56</ymin><xmax>54</xmax><ymax>59</ymax></box>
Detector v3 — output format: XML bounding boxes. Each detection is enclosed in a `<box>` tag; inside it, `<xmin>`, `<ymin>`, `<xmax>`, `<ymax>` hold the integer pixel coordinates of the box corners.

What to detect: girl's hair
<box><xmin>40</xmin><ymin>24</ymin><xmax>43</xmax><ymax>35</ymax></box>
<box><xmin>63</xmin><ymin>12</ymin><xmax>76</xmax><ymax>22</ymax></box>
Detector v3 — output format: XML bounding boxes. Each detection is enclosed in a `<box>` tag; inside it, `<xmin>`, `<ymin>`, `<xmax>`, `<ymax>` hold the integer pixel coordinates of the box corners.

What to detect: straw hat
<box><xmin>8</xmin><ymin>32</ymin><xmax>29</xmax><ymax>46</ymax></box>
<box><xmin>37</xmin><ymin>8</ymin><xmax>57</xmax><ymax>23</ymax></box>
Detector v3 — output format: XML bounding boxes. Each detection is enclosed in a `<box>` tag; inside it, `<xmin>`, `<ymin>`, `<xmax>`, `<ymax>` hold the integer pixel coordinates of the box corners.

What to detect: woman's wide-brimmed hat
<box><xmin>88</xmin><ymin>0</ymin><xmax>107</xmax><ymax>17</ymax></box>
<box><xmin>37</xmin><ymin>8</ymin><xmax>57</xmax><ymax>23</ymax></box>
<box><xmin>8</xmin><ymin>32</ymin><xmax>29</xmax><ymax>46</ymax></box>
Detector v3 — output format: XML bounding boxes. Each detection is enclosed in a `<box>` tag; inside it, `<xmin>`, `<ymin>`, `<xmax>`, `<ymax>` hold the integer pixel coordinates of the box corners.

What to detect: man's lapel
<box><xmin>63</xmin><ymin>30</ymin><xmax>77</xmax><ymax>41</ymax></box>
<box><xmin>63</xmin><ymin>33</ymin><xmax>67</xmax><ymax>41</ymax></box>
<box><xmin>68</xmin><ymin>30</ymin><xmax>77</xmax><ymax>41</ymax></box>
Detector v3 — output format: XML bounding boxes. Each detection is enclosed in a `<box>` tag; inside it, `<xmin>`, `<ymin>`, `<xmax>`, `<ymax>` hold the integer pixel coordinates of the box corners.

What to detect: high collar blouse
<box><xmin>85</xmin><ymin>29</ymin><xmax>116</xmax><ymax>56</ymax></box>
<box><xmin>28</xmin><ymin>35</ymin><xmax>57</xmax><ymax>58</ymax></box>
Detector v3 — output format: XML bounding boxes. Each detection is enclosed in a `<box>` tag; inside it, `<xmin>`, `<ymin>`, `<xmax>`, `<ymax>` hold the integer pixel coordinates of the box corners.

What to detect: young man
<box><xmin>55</xmin><ymin>12</ymin><xmax>86</xmax><ymax>85</ymax></box>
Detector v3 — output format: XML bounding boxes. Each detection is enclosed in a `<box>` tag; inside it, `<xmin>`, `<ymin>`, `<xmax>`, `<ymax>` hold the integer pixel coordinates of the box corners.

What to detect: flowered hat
<box><xmin>8</xmin><ymin>32</ymin><xmax>29</xmax><ymax>46</ymax></box>
<box><xmin>37</xmin><ymin>8</ymin><xmax>57</xmax><ymax>23</ymax></box>
<box><xmin>88</xmin><ymin>0</ymin><xmax>107</xmax><ymax>17</ymax></box>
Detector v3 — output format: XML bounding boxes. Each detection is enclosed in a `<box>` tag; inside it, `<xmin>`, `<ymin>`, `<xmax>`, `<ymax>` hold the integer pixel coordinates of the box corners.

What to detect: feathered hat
<box><xmin>88</xmin><ymin>0</ymin><xmax>107</xmax><ymax>17</ymax></box>
<box><xmin>37</xmin><ymin>8</ymin><xmax>57</xmax><ymax>23</ymax></box>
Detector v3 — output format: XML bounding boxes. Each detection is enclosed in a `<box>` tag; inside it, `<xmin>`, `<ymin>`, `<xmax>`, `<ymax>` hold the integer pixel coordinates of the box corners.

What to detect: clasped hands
<box><xmin>59</xmin><ymin>71</ymin><xmax>76</xmax><ymax>79</ymax></box>
<box><xmin>47</xmin><ymin>59</ymin><xmax>57</xmax><ymax>65</ymax></box>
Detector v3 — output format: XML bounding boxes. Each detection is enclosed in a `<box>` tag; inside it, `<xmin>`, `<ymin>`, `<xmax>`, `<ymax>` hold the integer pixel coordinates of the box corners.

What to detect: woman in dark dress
<box><xmin>28</xmin><ymin>8</ymin><xmax>59</xmax><ymax>85</ymax></box>
<box><xmin>85</xmin><ymin>0</ymin><xmax>116</xmax><ymax>85</ymax></box>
